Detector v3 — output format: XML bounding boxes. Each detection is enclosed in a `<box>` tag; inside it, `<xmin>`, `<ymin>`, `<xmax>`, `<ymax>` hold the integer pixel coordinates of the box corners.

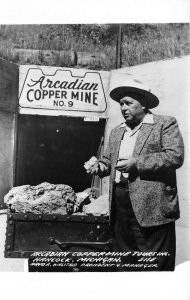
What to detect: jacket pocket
<box><xmin>165</xmin><ymin>186</ymin><xmax>177</xmax><ymax>198</ymax></box>
<box><xmin>161</xmin><ymin>187</ymin><xmax>179</xmax><ymax>219</ymax></box>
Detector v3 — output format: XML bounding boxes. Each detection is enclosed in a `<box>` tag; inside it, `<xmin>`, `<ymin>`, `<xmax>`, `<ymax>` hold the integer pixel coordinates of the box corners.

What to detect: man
<box><xmin>86</xmin><ymin>80</ymin><xmax>184</xmax><ymax>271</ymax></box>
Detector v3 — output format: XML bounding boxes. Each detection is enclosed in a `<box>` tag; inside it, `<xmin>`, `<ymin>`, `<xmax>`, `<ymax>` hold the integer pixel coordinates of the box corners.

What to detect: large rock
<box><xmin>76</xmin><ymin>194</ymin><xmax>109</xmax><ymax>216</ymax></box>
<box><xmin>4</xmin><ymin>182</ymin><xmax>76</xmax><ymax>214</ymax></box>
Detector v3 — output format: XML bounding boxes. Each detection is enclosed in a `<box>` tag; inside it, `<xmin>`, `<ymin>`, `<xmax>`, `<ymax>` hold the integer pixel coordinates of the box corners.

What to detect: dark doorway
<box><xmin>15</xmin><ymin>114</ymin><xmax>105</xmax><ymax>192</ymax></box>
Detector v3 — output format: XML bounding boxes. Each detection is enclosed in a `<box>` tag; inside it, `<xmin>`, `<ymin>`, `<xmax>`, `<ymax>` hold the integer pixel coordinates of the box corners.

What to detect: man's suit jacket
<box><xmin>99</xmin><ymin>114</ymin><xmax>184</xmax><ymax>227</ymax></box>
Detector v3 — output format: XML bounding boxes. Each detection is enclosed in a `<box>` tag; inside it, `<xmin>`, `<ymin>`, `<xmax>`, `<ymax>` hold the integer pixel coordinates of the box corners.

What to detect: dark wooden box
<box><xmin>4</xmin><ymin>212</ymin><xmax>112</xmax><ymax>258</ymax></box>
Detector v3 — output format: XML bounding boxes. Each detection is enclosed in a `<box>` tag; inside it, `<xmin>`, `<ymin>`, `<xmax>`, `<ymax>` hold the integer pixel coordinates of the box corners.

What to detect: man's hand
<box><xmin>86</xmin><ymin>162</ymin><xmax>99</xmax><ymax>175</ymax></box>
<box><xmin>115</xmin><ymin>156</ymin><xmax>136</xmax><ymax>172</ymax></box>
<box><xmin>84</xmin><ymin>156</ymin><xmax>100</xmax><ymax>175</ymax></box>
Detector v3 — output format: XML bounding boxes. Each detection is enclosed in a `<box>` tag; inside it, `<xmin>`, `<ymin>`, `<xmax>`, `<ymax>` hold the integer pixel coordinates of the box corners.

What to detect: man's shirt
<box><xmin>112</xmin><ymin>113</ymin><xmax>154</xmax><ymax>182</ymax></box>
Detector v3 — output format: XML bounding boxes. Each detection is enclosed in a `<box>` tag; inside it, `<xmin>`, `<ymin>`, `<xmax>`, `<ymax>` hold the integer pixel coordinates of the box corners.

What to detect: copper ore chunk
<box><xmin>4</xmin><ymin>182</ymin><xmax>76</xmax><ymax>215</ymax></box>
<box><xmin>82</xmin><ymin>194</ymin><xmax>109</xmax><ymax>216</ymax></box>
<box><xmin>84</xmin><ymin>156</ymin><xmax>98</xmax><ymax>173</ymax></box>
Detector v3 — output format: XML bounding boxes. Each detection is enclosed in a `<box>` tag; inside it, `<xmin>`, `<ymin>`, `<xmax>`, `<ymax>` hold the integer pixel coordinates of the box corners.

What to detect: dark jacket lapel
<box><xmin>133</xmin><ymin>123</ymin><xmax>154</xmax><ymax>156</ymax></box>
<box><xmin>114</xmin><ymin>126</ymin><xmax>126</xmax><ymax>161</ymax></box>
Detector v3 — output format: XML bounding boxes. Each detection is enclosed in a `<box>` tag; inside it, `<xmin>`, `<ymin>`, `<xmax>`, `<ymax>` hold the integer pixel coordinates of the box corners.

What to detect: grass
<box><xmin>0</xmin><ymin>24</ymin><xmax>189</xmax><ymax>70</ymax></box>
<box><xmin>121</xmin><ymin>24</ymin><xmax>190</xmax><ymax>67</ymax></box>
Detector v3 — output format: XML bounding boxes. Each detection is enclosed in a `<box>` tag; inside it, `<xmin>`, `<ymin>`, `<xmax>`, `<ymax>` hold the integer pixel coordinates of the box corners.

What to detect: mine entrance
<box><xmin>15</xmin><ymin>114</ymin><xmax>105</xmax><ymax>192</ymax></box>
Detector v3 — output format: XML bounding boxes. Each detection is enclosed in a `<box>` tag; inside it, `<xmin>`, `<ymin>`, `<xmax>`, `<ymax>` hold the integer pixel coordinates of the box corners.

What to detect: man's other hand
<box><xmin>115</xmin><ymin>156</ymin><xmax>136</xmax><ymax>172</ymax></box>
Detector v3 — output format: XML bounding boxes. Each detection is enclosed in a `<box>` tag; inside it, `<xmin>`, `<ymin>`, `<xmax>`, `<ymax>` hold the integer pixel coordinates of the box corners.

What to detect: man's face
<box><xmin>119</xmin><ymin>96</ymin><xmax>145</xmax><ymax>126</ymax></box>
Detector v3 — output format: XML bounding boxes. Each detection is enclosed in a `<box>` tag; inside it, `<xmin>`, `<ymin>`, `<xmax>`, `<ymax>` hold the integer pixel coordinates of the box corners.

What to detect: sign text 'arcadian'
<box><xmin>26</xmin><ymin>76</ymin><xmax>99</xmax><ymax>107</ymax></box>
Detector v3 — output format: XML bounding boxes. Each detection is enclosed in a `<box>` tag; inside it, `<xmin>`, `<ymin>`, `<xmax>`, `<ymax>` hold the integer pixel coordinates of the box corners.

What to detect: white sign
<box><xmin>19</xmin><ymin>68</ymin><xmax>107</xmax><ymax>113</ymax></box>
<box><xmin>84</xmin><ymin>116</ymin><xmax>100</xmax><ymax>122</ymax></box>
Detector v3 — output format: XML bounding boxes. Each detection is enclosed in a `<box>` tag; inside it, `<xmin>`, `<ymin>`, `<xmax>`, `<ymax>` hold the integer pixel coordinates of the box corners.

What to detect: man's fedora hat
<box><xmin>110</xmin><ymin>79</ymin><xmax>159</xmax><ymax>109</ymax></box>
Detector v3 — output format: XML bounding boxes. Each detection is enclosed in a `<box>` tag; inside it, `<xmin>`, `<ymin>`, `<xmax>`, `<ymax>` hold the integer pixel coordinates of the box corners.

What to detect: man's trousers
<box><xmin>112</xmin><ymin>179</ymin><xmax>176</xmax><ymax>271</ymax></box>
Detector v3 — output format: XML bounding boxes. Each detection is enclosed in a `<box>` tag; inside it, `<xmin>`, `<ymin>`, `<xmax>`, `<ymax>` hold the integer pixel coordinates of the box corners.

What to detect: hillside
<box><xmin>0</xmin><ymin>23</ymin><xmax>189</xmax><ymax>70</ymax></box>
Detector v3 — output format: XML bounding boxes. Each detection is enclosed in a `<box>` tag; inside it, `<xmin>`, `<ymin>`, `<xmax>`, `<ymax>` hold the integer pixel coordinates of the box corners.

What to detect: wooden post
<box><xmin>116</xmin><ymin>24</ymin><xmax>122</xmax><ymax>69</ymax></box>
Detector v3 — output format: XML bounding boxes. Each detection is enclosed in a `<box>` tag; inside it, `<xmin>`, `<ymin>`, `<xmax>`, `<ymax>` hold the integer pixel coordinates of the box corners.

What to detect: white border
<box><xmin>0</xmin><ymin>0</ymin><xmax>190</xmax><ymax>299</ymax></box>
<box><xmin>0</xmin><ymin>0</ymin><xmax>189</xmax><ymax>23</ymax></box>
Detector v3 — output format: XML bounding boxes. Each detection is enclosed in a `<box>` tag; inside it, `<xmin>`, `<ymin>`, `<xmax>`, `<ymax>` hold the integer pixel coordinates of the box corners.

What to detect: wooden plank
<box><xmin>0</xmin><ymin>111</ymin><xmax>15</xmax><ymax>209</ymax></box>
<box><xmin>0</xmin><ymin>58</ymin><xmax>19</xmax><ymax>113</ymax></box>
